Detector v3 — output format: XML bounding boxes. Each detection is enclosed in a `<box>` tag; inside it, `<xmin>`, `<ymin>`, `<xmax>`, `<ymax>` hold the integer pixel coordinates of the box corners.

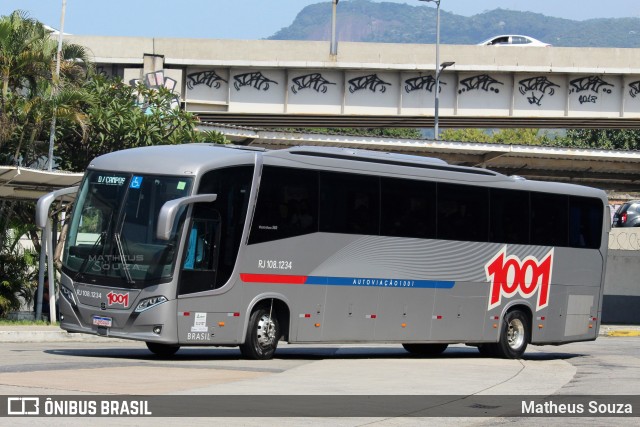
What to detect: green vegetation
<box><xmin>0</xmin><ymin>222</ymin><xmax>38</xmax><ymax>317</ymax></box>
<box><xmin>440</xmin><ymin>128</ymin><xmax>551</xmax><ymax>145</ymax></box>
<box><xmin>286</xmin><ymin>127</ymin><xmax>422</xmax><ymax>139</ymax></box>
<box><xmin>551</xmin><ymin>129</ymin><xmax>640</xmax><ymax>151</ymax></box>
<box><xmin>56</xmin><ymin>75</ymin><xmax>225</xmax><ymax>172</ymax></box>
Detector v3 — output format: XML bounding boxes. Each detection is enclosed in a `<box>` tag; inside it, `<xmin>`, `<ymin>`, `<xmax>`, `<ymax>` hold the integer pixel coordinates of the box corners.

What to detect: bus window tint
<box><xmin>381</xmin><ymin>178</ymin><xmax>436</xmax><ymax>239</ymax></box>
<box><xmin>490</xmin><ymin>189</ymin><xmax>529</xmax><ymax>244</ymax></box>
<box><xmin>531</xmin><ymin>193</ymin><xmax>568</xmax><ymax>247</ymax></box>
<box><xmin>320</xmin><ymin>172</ymin><xmax>379</xmax><ymax>235</ymax></box>
<box><xmin>196</xmin><ymin>165</ymin><xmax>254</xmax><ymax>289</ymax></box>
<box><xmin>249</xmin><ymin>167</ymin><xmax>318</xmax><ymax>244</ymax></box>
<box><xmin>569</xmin><ymin>197</ymin><xmax>603</xmax><ymax>249</ymax></box>
<box><xmin>437</xmin><ymin>183</ymin><xmax>489</xmax><ymax>242</ymax></box>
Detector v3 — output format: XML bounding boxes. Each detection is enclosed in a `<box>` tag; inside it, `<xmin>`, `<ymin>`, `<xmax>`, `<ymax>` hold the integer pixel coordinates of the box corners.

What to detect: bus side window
<box><xmin>437</xmin><ymin>183</ymin><xmax>489</xmax><ymax>242</ymax></box>
<box><xmin>179</xmin><ymin>216</ymin><xmax>220</xmax><ymax>295</ymax></box>
<box><xmin>531</xmin><ymin>193</ymin><xmax>568</xmax><ymax>247</ymax></box>
<box><xmin>183</xmin><ymin>218</ymin><xmax>219</xmax><ymax>271</ymax></box>
<box><xmin>381</xmin><ymin>177</ymin><xmax>436</xmax><ymax>239</ymax></box>
<box><xmin>249</xmin><ymin>166</ymin><xmax>319</xmax><ymax>244</ymax></box>
<box><xmin>489</xmin><ymin>188</ymin><xmax>530</xmax><ymax>245</ymax></box>
<box><xmin>569</xmin><ymin>196</ymin><xmax>603</xmax><ymax>249</ymax></box>
<box><xmin>319</xmin><ymin>172</ymin><xmax>380</xmax><ymax>236</ymax></box>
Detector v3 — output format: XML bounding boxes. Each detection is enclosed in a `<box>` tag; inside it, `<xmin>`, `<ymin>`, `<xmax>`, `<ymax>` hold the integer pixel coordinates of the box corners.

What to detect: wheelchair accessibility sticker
<box><xmin>130</xmin><ymin>176</ymin><xmax>143</xmax><ymax>189</ymax></box>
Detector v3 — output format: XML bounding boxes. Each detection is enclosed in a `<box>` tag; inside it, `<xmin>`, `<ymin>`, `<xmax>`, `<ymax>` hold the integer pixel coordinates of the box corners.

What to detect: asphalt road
<box><xmin>1</xmin><ymin>336</ymin><xmax>639</xmax><ymax>425</ymax></box>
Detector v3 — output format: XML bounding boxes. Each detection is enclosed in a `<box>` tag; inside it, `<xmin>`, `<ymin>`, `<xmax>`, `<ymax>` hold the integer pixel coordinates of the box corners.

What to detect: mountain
<box><xmin>269</xmin><ymin>0</ymin><xmax>640</xmax><ymax>48</ymax></box>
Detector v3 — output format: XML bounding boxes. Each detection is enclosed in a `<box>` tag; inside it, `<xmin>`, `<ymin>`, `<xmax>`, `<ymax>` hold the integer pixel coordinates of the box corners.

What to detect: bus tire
<box><xmin>146</xmin><ymin>342</ymin><xmax>180</xmax><ymax>357</ymax></box>
<box><xmin>239</xmin><ymin>307</ymin><xmax>280</xmax><ymax>360</ymax></box>
<box><xmin>492</xmin><ymin>309</ymin><xmax>529</xmax><ymax>359</ymax></box>
<box><xmin>402</xmin><ymin>343</ymin><xmax>448</xmax><ymax>356</ymax></box>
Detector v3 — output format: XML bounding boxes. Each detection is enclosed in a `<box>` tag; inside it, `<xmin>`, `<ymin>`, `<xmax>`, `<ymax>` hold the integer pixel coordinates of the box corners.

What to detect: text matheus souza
<box><xmin>522</xmin><ymin>400</ymin><xmax>633</xmax><ymax>415</ymax></box>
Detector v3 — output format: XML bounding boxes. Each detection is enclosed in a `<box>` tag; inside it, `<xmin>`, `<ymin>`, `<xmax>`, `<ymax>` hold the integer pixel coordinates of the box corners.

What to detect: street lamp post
<box><xmin>419</xmin><ymin>0</ymin><xmax>453</xmax><ymax>140</ymax></box>
<box><xmin>435</xmin><ymin>60</ymin><xmax>454</xmax><ymax>140</ymax></box>
<box><xmin>47</xmin><ymin>0</ymin><xmax>67</xmax><ymax>171</ymax></box>
<box><xmin>330</xmin><ymin>0</ymin><xmax>339</xmax><ymax>55</ymax></box>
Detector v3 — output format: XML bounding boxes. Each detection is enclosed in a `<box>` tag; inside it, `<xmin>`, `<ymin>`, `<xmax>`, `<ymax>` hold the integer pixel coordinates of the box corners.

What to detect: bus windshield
<box><xmin>62</xmin><ymin>170</ymin><xmax>193</xmax><ymax>288</ymax></box>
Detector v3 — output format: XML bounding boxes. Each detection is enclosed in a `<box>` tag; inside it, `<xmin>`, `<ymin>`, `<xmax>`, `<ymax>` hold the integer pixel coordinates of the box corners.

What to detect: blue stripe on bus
<box><xmin>304</xmin><ymin>276</ymin><xmax>455</xmax><ymax>289</ymax></box>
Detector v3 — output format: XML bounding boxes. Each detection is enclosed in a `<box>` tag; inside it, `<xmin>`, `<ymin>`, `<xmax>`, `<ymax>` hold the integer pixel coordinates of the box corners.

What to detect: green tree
<box><xmin>0</xmin><ymin>219</ymin><xmax>38</xmax><ymax>317</ymax></box>
<box><xmin>0</xmin><ymin>10</ymin><xmax>92</xmax><ymax>166</ymax></box>
<box><xmin>56</xmin><ymin>75</ymin><xmax>226</xmax><ymax>172</ymax></box>
<box><xmin>552</xmin><ymin>129</ymin><xmax>640</xmax><ymax>150</ymax></box>
<box><xmin>286</xmin><ymin>127</ymin><xmax>422</xmax><ymax>139</ymax></box>
<box><xmin>440</xmin><ymin>128</ymin><xmax>493</xmax><ymax>143</ymax></box>
<box><xmin>440</xmin><ymin>128</ymin><xmax>549</xmax><ymax>145</ymax></box>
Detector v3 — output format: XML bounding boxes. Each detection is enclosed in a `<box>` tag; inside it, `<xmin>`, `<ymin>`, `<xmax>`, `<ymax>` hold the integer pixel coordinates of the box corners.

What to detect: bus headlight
<box><xmin>60</xmin><ymin>286</ymin><xmax>76</xmax><ymax>306</ymax></box>
<box><xmin>135</xmin><ymin>296</ymin><xmax>168</xmax><ymax>313</ymax></box>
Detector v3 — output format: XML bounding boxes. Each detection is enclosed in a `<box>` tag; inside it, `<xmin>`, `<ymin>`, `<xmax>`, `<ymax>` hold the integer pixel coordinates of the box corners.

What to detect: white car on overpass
<box><xmin>478</xmin><ymin>35</ymin><xmax>551</xmax><ymax>46</ymax></box>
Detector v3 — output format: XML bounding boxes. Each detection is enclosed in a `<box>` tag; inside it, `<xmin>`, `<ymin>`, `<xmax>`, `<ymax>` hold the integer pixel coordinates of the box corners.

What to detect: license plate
<box><xmin>92</xmin><ymin>316</ymin><xmax>113</xmax><ymax>328</ymax></box>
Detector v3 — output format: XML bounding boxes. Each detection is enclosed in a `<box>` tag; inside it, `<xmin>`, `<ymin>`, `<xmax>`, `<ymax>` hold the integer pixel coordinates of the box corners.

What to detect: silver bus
<box><xmin>38</xmin><ymin>144</ymin><xmax>610</xmax><ymax>359</ymax></box>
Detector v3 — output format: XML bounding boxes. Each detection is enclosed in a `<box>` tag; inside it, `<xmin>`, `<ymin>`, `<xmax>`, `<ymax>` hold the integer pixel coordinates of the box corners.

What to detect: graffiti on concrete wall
<box><xmin>348</xmin><ymin>74</ymin><xmax>391</xmax><ymax>94</ymax></box>
<box><xmin>404</xmin><ymin>75</ymin><xmax>446</xmax><ymax>94</ymax></box>
<box><xmin>458</xmin><ymin>74</ymin><xmax>504</xmax><ymax>94</ymax></box>
<box><xmin>628</xmin><ymin>80</ymin><xmax>640</xmax><ymax>98</ymax></box>
<box><xmin>569</xmin><ymin>75</ymin><xmax>614</xmax><ymax>104</ymax></box>
<box><xmin>291</xmin><ymin>73</ymin><xmax>336</xmax><ymax>94</ymax></box>
<box><xmin>518</xmin><ymin>76</ymin><xmax>560</xmax><ymax>106</ymax></box>
<box><xmin>233</xmin><ymin>72</ymin><xmax>278</xmax><ymax>91</ymax></box>
<box><xmin>186</xmin><ymin>70</ymin><xmax>227</xmax><ymax>90</ymax></box>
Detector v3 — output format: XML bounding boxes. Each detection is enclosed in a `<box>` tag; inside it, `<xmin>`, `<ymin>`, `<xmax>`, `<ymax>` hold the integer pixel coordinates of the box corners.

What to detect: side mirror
<box><xmin>36</xmin><ymin>186</ymin><xmax>79</xmax><ymax>229</ymax></box>
<box><xmin>156</xmin><ymin>194</ymin><xmax>217</xmax><ymax>240</ymax></box>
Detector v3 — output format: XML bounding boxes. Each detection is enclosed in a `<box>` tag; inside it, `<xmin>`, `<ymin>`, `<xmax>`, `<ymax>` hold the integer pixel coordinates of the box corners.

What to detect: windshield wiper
<box><xmin>73</xmin><ymin>231</ymin><xmax>105</xmax><ymax>281</ymax></box>
<box><xmin>114</xmin><ymin>231</ymin><xmax>134</xmax><ymax>284</ymax></box>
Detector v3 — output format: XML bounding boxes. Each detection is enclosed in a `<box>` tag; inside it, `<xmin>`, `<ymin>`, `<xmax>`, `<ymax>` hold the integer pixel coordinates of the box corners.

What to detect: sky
<box><xmin>1</xmin><ymin>0</ymin><xmax>639</xmax><ymax>40</ymax></box>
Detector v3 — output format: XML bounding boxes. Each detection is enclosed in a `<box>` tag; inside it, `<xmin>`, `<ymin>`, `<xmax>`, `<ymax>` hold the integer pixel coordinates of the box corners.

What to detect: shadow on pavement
<box><xmin>43</xmin><ymin>344</ymin><xmax>584</xmax><ymax>362</ymax></box>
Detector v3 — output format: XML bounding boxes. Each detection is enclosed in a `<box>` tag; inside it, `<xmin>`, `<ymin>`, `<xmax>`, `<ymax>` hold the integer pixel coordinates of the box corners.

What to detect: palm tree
<box><xmin>0</xmin><ymin>11</ymin><xmax>94</xmax><ymax>315</ymax></box>
<box><xmin>0</xmin><ymin>11</ymin><xmax>46</xmax><ymax>104</ymax></box>
<box><xmin>0</xmin><ymin>10</ymin><xmax>93</xmax><ymax>165</ymax></box>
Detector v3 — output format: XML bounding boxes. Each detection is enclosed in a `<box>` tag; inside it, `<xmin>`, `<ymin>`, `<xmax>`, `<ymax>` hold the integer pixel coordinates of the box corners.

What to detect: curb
<box><xmin>0</xmin><ymin>328</ymin><xmax>129</xmax><ymax>343</ymax></box>
<box><xmin>603</xmin><ymin>330</ymin><xmax>640</xmax><ymax>337</ymax></box>
<box><xmin>598</xmin><ymin>325</ymin><xmax>640</xmax><ymax>338</ymax></box>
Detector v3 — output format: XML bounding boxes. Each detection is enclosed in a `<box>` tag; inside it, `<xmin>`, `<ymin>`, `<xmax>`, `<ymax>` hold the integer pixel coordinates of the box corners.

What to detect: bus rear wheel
<box><xmin>146</xmin><ymin>342</ymin><xmax>180</xmax><ymax>357</ymax></box>
<box><xmin>490</xmin><ymin>309</ymin><xmax>529</xmax><ymax>359</ymax></box>
<box><xmin>402</xmin><ymin>343</ymin><xmax>448</xmax><ymax>356</ymax></box>
<box><xmin>239</xmin><ymin>307</ymin><xmax>280</xmax><ymax>360</ymax></box>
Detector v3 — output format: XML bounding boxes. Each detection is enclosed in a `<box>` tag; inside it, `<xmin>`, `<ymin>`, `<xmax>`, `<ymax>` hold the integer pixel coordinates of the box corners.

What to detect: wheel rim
<box><xmin>507</xmin><ymin>317</ymin><xmax>525</xmax><ymax>350</ymax></box>
<box><xmin>256</xmin><ymin>314</ymin><xmax>276</xmax><ymax>349</ymax></box>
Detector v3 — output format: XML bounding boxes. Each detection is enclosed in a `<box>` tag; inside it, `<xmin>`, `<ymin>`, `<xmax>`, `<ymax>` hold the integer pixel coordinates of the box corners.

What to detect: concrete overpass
<box><xmin>68</xmin><ymin>36</ymin><xmax>640</xmax><ymax>128</ymax></box>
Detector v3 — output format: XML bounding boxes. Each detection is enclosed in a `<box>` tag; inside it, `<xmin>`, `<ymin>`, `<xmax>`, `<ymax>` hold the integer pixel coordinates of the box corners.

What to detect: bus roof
<box><xmin>88</xmin><ymin>143</ymin><xmax>259</xmax><ymax>176</ymax></box>
<box><xmin>87</xmin><ymin>143</ymin><xmax>606</xmax><ymax>200</ymax></box>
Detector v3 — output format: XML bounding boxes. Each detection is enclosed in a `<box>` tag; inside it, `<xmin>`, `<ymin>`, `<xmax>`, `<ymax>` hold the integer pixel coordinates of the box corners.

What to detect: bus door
<box><xmin>175</xmin><ymin>165</ymin><xmax>255</xmax><ymax>345</ymax></box>
<box><xmin>176</xmin><ymin>210</ymin><xmax>233</xmax><ymax>344</ymax></box>
<box><xmin>181</xmin><ymin>213</ymin><xmax>221</xmax><ymax>292</ymax></box>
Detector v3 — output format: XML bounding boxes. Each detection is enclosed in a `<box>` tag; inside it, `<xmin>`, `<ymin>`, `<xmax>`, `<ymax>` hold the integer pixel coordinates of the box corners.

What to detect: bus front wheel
<box><xmin>239</xmin><ymin>307</ymin><xmax>280</xmax><ymax>360</ymax></box>
<box><xmin>402</xmin><ymin>343</ymin><xmax>448</xmax><ymax>356</ymax></box>
<box><xmin>146</xmin><ymin>342</ymin><xmax>180</xmax><ymax>357</ymax></box>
